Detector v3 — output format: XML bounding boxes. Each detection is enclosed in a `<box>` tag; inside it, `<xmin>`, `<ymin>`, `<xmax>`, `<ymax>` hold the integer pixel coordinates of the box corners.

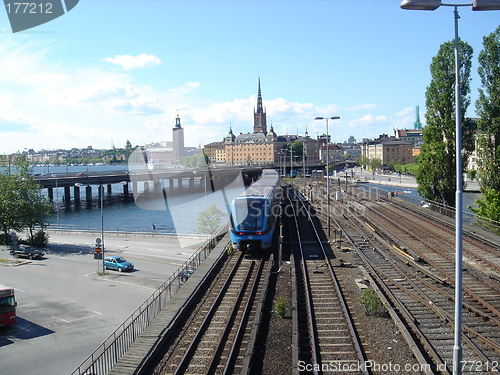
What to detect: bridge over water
<box><xmin>37</xmin><ymin>166</ymin><xmax>263</xmax><ymax>207</ymax></box>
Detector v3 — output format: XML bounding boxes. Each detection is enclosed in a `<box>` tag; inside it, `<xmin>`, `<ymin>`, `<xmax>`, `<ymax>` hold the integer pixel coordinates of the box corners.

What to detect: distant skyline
<box><xmin>0</xmin><ymin>1</ymin><xmax>499</xmax><ymax>153</ymax></box>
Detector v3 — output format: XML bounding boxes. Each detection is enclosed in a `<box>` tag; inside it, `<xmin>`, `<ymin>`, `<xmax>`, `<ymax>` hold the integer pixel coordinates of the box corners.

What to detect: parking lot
<box><xmin>0</xmin><ymin>231</ymin><xmax>205</xmax><ymax>375</ymax></box>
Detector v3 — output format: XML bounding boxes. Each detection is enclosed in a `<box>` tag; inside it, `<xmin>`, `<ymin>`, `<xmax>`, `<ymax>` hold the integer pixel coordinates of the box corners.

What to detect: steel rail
<box><xmin>173</xmin><ymin>250</ymin><xmax>246</xmax><ymax>375</ymax></box>
<box><xmin>362</xmin><ymin>203</ymin><xmax>500</xmax><ymax>320</ymax></box>
<box><xmin>331</xmin><ymin>214</ymin><xmax>450</xmax><ymax>374</ymax></box>
<box><xmin>207</xmin><ymin>260</ymin><xmax>258</xmax><ymax>374</ymax></box>
<box><xmin>383</xmin><ymin>198</ymin><xmax>500</xmax><ymax>270</ymax></box>
<box><xmin>286</xmin><ymin>186</ymin><xmax>368</xmax><ymax>375</ymax></box>
<box><xmin>286</xmin><ymin>187</ymin><xmax>321</xmax><ymax>375</ymax></box>
<box><xmin>332</xmin><ymin>201</ymin><xmax>500</xmax><ymax>374</ymax></box>
<box><xmin>223</xmin><ymin>259</ymin><xmax>265</xmax><ymax>375</ymax></box>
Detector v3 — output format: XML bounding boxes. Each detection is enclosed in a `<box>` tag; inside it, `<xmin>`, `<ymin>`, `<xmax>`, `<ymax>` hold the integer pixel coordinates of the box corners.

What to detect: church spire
<box><xmin>253</xmin><ymin>77</ymin><xmax>267</xmax><ymax>134</ymax></box>
<box><xmin>256</xmin><ymin>78</ymin><xmax>263</xmax><ymax>115</ymax></box>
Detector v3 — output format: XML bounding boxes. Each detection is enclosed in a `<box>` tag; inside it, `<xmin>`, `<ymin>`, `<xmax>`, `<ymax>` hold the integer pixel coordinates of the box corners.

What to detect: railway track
<box><xmin>303</xmin><ymin>180</ymin><xmax>500</xmax><ymax>374</ymax></box>
<box><xmin>152</xmin><ymin>250</ymin><xmax>272</xmax><ymax>375</ymax></box>
<box><xmin>285</xmin><ymin>186</ymin><xmax>368</xmax><ymax>374</ymax></box>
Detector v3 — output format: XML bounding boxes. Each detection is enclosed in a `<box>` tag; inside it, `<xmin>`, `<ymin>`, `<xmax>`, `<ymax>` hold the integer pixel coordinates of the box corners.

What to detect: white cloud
<box><xmin>23</xmin><ymin>72</ymin><xmax>72</xmax><ymax>85</ymax></box>
<box><xmin>167</xmin><ymin>82</ymin><xmax>201</xmax><ymax>96</ymax></box>
<box><xmin>189</xmin><ymin>97</ymin><xmax>253</xmax><ymax>124</ymax></box>
<box><xmin>1</xmin><ymin>39</ymin><xmax>406</xmax><ymax>152</ymax></box>
<box><xmin>0</xmin><ymin>96</ymin><xmax>35</xmax><ymax>125</ymax></box>
<box><xmin>346</xmin><ymin>104</ymin><xmax>377</xmax><ymax>111</ymax></box>
<box><xmin>103</xmin><ymin>53</ymin><xmax>161</xmax><ymax>71</ymax></box>
<box><xmin>349</xmin><ymin>114</ymin><xmax>388</xmax><ymax>127</ymax></box>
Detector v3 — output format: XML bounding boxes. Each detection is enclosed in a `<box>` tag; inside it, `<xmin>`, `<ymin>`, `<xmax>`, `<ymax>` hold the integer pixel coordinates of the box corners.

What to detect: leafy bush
<box><xmin>360</xmin><ymin>289</ymin><xmax>384</xmax><ymax>316</ymax></box>
<box><xmin>275</xmin><ymin>297</ymin><xmax>288</xmax><ymax>317</ymax></box>
<box><xmin>29</xmin><ymin>230</ymin><xmax>49</xmax><ymax>247</ymax></box>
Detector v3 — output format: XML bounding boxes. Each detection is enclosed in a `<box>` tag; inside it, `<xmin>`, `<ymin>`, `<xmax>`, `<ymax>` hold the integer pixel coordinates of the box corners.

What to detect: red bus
<box><xmin>0</xmin><ymin>284</ymin><xmax>16</xmax><ymax>326</ymax></box>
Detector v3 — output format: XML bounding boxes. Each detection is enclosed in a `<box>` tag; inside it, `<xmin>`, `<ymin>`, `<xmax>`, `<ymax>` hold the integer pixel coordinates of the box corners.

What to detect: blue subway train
<box><xmin>229</xmin><ymin>169</ymin><xmax>281</xmax><ymax>251</ymax></box>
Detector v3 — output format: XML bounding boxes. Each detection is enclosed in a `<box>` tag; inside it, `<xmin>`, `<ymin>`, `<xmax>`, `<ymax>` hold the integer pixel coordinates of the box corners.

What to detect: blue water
<box><xmin>41</xmin><ymin>165</ymin><xmax>245</xmax><ymax>234</ymax></box>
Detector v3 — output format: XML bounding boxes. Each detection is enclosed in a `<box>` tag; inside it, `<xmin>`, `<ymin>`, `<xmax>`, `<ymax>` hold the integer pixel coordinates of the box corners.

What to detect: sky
<box><xmin>0</xmin><ymin>0</ymin><xmax>499</xmax><ymax>154</ymax></box>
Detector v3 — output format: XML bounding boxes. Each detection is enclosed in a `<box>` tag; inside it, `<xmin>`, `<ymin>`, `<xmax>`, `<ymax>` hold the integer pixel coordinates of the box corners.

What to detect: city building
<box><xmin>172</xmin><ymin>113</ymin><xmax>185</xmax><ymax>161</ymax></box>
<box><xmin>362</xmin><ymin>135</ymin><xmax>413</xmax><ymax>165</ymax></box>
<box><xmin>143</xmin><ymin>113</ymin><xmax>188</xmax><ymax>166</ymax></box>
<box><xmin>206</xmin><ymin>79</ymin><xmax>321</xmax><ymax>168</ymax></box>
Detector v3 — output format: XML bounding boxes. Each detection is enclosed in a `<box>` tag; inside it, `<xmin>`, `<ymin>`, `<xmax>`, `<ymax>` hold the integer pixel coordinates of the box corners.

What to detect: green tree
<box><xmin>0</xmin><ymin>155</ymin><xmax>51</xmax><ymax>244</ymax></box>
<box><xmin>369</xmin><ymin>158</ymin><xmax>382</xmax><ymax>172</ymax></box>
<box><xmin>472</xmin><ymin>188</ymin><xmax>500</xmax><ymax>234</ymax></box>
<box><xmin>476</xmin><ymin>26</ymin><xmax>500</xmax><ymax>191</ymax></box>
<box><xmin>474</xmin><ymin>26</ymin><xmax>500</xmax><ymax>227</ymax></box>
<box><xmin>286</xmin><ymin>142</ymin><xmax>304</xmax><ymax>161</ymax></box>
<box><xmin>416</xmin><ymin>40</ymin><xmax>474</xmax><ymax>206</ymax></box>
<box><xmin>180</xmin><ymin>153</ymin><xmax>208</xmax><ymax>168</ymax></box>
<box><xmin>356</xmin><ymin>156</ymin><xmax>370</xmax><ymax>170</ymax></box>
<box><xmin>0</xmin><ymin>173</ymin><xmax>23</xmax><ymax>243</ymax></box>
<box><xmin>197</xmin><ymin>204</ymin><xmax>225</xmax><ymax>234</ymax></box>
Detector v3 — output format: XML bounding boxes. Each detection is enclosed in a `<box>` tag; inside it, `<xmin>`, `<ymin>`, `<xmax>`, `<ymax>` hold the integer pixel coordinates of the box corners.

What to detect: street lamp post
<box><xmin>303</xmin><ymin>136</ymin><xmax>307</xmax><ymax>191</ymax></box>
<box><xmin>400</xmin><ymin>1</ymin><xmax>500</xmax><ymax>374</ymax></box>
<box><xmin>99</xmin><ymin>184</ymin><xmax>105</xmax><ymax>274</ymax></box>
<box><xmin>314</xmin><ymin>116</ymin><xmax>340</xmax><ymax>237</ymax></box>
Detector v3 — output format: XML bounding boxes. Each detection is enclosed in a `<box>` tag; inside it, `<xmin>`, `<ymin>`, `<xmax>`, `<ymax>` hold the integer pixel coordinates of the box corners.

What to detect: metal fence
<box><xmin>388</xmin><ymin>189</ymin><xmax>500</xmax><ymax>233</ymax></box>
<box><xmin>352</xmin><ymin>183</ymin><xmax>500</xmax><ymax>233</ymax></box>
<box><xmin>70</xmin><ymin>233</ymin><xmax>223</xmax><ymax>375</ymax></box>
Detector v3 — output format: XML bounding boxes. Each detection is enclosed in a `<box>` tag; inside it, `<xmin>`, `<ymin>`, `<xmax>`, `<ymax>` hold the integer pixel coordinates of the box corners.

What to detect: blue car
<box><xmin>103</xmin><ymin>256</ymin><xmax>134</xmax><ymax>272</ymax></box>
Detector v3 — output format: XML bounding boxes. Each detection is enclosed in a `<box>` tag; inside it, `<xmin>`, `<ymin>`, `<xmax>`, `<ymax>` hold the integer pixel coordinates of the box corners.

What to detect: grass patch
<box><xmin>275</xmin><ymin>297</ymin><xmax>288</xmax><ymax>317</ymax></box>
<box><xmin>360</xmin><ymin>289</ymin><xmax>385</xmax><ymax>316</ymax></box>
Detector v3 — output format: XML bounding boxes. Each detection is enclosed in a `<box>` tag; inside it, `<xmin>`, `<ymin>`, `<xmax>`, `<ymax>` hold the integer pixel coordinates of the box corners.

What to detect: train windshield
<box><xmin>233</xmin><ymin>198</ymin><xmax>266</xmax><ymax>231</ymax></box>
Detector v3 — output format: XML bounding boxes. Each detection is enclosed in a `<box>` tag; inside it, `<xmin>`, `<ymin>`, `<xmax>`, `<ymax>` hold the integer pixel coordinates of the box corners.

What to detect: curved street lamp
<box><xmin>400</xmin><ymin>2</ymin><xmax>500</xmax><ymax>373</ymax></box>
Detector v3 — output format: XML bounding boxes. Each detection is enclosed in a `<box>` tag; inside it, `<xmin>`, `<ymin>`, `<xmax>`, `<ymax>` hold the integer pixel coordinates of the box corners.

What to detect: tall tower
<box><xmin>172</xmin><ymin>113</ymin><xmax>185</xmax><ymax>162</ymax></box>
<box><xmin>414</xmin><ymin>105</ymin><xmax>422</xmax><ymax>130</ymax></box>
<box><xmin>253</xmin><ymin>78</ymin><xmax>267</xmax><ymax>134</ymax></box>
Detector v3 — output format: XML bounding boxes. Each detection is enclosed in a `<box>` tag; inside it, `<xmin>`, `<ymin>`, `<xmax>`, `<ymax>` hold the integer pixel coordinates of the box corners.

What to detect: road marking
<box><xmin>58</xmin><ymin>310</ymin><xmax>102</xmax><ymax>323</ymax></box>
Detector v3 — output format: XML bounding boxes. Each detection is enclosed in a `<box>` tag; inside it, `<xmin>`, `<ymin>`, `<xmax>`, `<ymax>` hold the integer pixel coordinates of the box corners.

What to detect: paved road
<box><xmin>338</xmin><ymin>166</ymin><xmax>480</xmax><ymax>192</ymax></box>
<box><xmin>0</xmin><ymin>231</ymin><xmax>206</xmax><ymax>375</ymax></box>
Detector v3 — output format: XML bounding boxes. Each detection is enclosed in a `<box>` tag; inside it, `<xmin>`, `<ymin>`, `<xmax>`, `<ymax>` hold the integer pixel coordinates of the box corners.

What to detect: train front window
<box><xmin>234</xmin><ymin>198</ymin><xmax>266</xmax><ymax>231</ymax></box>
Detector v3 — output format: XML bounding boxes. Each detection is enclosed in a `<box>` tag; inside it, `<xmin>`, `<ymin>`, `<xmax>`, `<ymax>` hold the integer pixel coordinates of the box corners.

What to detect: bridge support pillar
<box><xmin>123</xmin><ymin>183</ymin><xmax>129</xmax><ymax>200</ymax></box>
<box><xmin>177</xmin><ymin>178</ymin><xmax>182</xmax><ymax>189</ymax></box>
<box><xmin>189</xmin><ymin>177</ymin><xmax>194</xmax><ymax>191</ymax></box>
<box><xmin>143</xmin><ymin>181</ymin><xmax>149</xmax><ymax>192</ymax></box>
<box><xmin>132</xmin><ymin>181</ymin><xmax>137</xmax><ymax>196</ymax></box>
<box><xmin>74</xmin><ymin>185</ymin><xmax>81</xmax><ymax>206</ymax></box>
<box><xmin>64</xmin><ymin>186</ymin><xmax>71</xmax><ymax>206</ymax></box>
<box><xmin>168</xmin><ymin>179</ymin><xmax>174</xmax><ymax>189</ymax></box>
<box><xmin>48</xmin><ymin>187</ymin><xmax>54</xmax><ymax>201</ymax></box>
<box><xmin>107</xmin><ymin>184</ymin><xmax>112</xmax><ymax>194</ymax></box>
<box><xmin>86</xmin><ymin>185</ymin><xmax>92</xmax><ymax>208</ymax></box>
<box><xmin>154</xmin><ymin>180</ymin><xmax>161</xmax><ymax>192</ymax></box>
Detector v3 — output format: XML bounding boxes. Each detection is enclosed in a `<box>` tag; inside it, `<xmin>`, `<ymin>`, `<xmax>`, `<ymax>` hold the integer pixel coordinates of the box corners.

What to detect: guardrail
<box><xmin>70</xmin><ymin>231</ymin><xmax>226</xmax><ymax>375</ymax></box>
<box><xmin>46</xmin><ymin>224</ymin><xmax>211</xmax><ymax>239</ymax></box>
